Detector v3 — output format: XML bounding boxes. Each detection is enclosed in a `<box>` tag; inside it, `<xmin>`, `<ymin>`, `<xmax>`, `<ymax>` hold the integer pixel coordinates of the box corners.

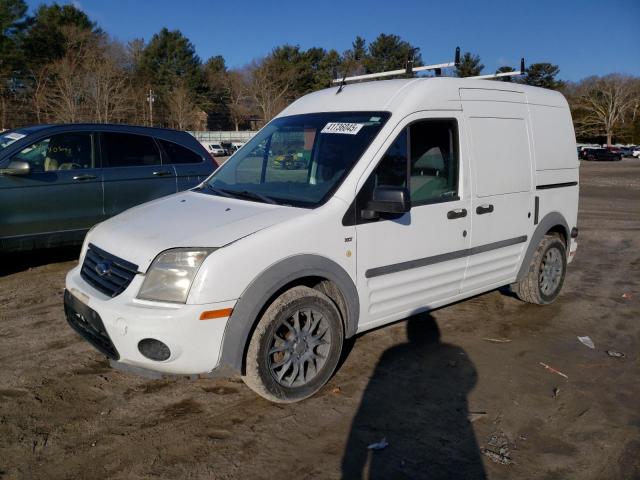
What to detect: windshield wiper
<box><xmin>202</xmin><ymin>184</ymin><xmax>236</xmax><ymax>198</ymax></box>
<box><xmin>203</xmin><ymin>184</ymin><xmax>276</xmax><ymax>205</ymax></box>
<box><xmin>230</xmin><ymin>190</ymin><xmax>277</xmax><ymax>204</ymax></box>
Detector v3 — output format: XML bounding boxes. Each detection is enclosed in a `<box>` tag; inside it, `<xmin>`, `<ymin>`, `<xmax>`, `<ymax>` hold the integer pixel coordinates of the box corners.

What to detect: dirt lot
<box><xmin>1</xmin><ymin>159</ymin><xmax>639</xmax><ymax>479</ymax></box>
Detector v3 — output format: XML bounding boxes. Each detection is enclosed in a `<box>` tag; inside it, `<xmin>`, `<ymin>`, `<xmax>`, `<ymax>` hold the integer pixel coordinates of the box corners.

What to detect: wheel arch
<box><xmin>516</xmin><ymin>212</ymin><xmax>570</xmax><ymax>281</ymax></box>
<box><xmin>216</xmin><ymin>254</ymin><xmax>359</xmax><ymax>375</ymax></box>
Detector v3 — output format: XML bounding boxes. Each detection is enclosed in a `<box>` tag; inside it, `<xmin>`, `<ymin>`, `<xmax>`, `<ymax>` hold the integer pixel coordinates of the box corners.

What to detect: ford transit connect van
<box><xmin>65</xmin><ymin>77</ymin><xmax>579</xmax><ymax>402</ymax></box>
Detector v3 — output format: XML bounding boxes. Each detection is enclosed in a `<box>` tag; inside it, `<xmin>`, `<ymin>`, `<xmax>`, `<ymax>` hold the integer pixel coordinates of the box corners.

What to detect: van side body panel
<box><xmin>459</xmin><ymin>89</ymin><xmax>534</xmax><ymax>292</ymax></box>
<box><xmin>526</xmin><ymin>95</ymin><xmax>579</xmax><ymax>270</ymax></box>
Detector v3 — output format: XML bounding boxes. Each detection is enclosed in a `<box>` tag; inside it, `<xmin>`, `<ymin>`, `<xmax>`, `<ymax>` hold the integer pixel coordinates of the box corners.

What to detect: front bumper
<box><xmin>65</xmin><ymin>265</ymin><xmax>236</xmax><ymax>375</ymax></box>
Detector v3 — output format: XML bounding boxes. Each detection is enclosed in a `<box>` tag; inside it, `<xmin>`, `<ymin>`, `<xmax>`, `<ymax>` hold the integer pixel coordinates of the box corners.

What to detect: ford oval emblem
<box><xmin>95</xmin><ymin>261</ymin><xmax>112</xmax><ymax>277</ymax></box>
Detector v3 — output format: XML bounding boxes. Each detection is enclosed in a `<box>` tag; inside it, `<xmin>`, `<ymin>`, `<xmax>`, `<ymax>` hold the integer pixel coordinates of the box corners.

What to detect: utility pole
<box><xmin>146</xmin><ymin>89</ymin><xmax>156</xmax><ymax>126</ymax></box>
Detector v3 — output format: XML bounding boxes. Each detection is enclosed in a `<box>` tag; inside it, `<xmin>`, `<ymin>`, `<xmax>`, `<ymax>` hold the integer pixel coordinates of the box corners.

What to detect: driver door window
<box><xmin>12</xmin><ymin>133</ymin><xmax>94</xmax><ymax>172</ymax></box>
<box><xmin>354</xmin><ymin>119</ymin><xmax>459</xmax><ymax>223</ymax></box>
<box><xmin>409</xmin><ymin>120</ymin><xmax>459</xmax><ymax>204</ymax></box>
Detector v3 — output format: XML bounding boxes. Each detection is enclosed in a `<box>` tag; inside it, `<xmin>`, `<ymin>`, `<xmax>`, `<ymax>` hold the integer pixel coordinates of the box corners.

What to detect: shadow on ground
<box><xmin>0</xmin><ymin>245</ymin><xmax>80</xmax><ymax>277</ymax></box>
<box><xmin>342</xmin><ymin>312</ymin><xmax>486</xmax><ymax>479</ymax></box>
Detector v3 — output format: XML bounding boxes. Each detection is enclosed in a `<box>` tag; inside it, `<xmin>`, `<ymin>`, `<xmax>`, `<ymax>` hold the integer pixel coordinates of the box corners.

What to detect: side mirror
<box><xmin>364</xmin><ymin>185</ymin><xmax>411</xmax><ymax>218</ymax></box>
<box><xmin>0</xmin><ymin>160</ymin><xmax>30</xmax><ymax>176</ymax></box>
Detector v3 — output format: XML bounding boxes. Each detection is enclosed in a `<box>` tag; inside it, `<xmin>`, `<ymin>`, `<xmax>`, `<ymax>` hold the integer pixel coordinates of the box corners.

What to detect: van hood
<box><xmin>88</xmin><ymin>190</ymin><xmax>307</xmax><ymax>271</ymax></box>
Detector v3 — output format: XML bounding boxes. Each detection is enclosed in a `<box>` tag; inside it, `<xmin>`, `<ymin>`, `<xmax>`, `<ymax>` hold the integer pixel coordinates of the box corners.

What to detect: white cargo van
<box><xmin>65</xmin><ymin>77</ymin><xmax>579</xmax><ymax>402</ymax></box>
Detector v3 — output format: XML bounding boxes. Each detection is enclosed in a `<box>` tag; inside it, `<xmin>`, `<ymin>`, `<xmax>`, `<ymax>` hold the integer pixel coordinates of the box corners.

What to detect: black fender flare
<box><xmin>216</xmin><ymin>254</ymin><xmax>359</xmax><ymax>374</ymax></box>
<box><xmin>516</xmin><ymin>212</ymin><xmax>570</xmax><ymax>281</ymax></box>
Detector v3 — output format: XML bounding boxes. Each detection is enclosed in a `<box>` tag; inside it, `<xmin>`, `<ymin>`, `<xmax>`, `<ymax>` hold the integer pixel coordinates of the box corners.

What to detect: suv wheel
<box><xmin>512</xmin><ymin>235</ymin><xmax>567</xmax><ymax>305</ymax></box>
<box><xmin>242</xmin><ymin>286</ymin><xmax>344</xmax><ymax>403</ymax></box>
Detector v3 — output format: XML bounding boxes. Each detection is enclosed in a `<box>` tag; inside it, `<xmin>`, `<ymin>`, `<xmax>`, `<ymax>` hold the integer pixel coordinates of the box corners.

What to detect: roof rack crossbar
<box><xmin>332</xmin><ymin>47</ymin><xmax>460</xmax><ymax>85</ymax></box>
<box><xmin>468</xmin><ymin>58</ymin><xmax>527</xmax><ymax>80</ymax></box>
<box><xmin>331</xmin><ymin>61</ymin><xmax>457</xmax><ymax>85</ymax></box>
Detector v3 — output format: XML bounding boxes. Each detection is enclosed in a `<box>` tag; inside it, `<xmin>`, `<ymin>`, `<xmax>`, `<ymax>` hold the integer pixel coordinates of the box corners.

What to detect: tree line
<box><xmin>1</xmin><ymin>1</ymin><xmax>638</xmax><ymax>144</ymax></box>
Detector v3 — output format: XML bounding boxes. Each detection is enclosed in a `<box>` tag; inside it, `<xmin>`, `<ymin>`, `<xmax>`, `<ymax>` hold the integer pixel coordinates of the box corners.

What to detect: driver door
<box><xmin>355</xmin><ymin>113</ymin><xmax>471</xmax><ymax>329</ymax></box>
<box><xmin>0</xmin><ymin>131</ymin><xmax>103</xmax><ymax>245</ymax></box>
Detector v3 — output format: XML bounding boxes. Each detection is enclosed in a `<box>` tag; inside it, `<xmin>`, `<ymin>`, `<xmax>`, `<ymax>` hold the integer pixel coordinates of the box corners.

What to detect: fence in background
<box><xmin>188</xmin><ymin>131</ymin><xmax>257</xmax><ymax>143</ymax></box>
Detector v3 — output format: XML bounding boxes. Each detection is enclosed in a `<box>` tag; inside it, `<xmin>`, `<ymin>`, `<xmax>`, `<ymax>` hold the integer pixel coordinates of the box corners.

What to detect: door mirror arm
<box><xmin>0</xmin><ymin>160</ymin><xmax>30</xmax><ymax>176</ymax></box>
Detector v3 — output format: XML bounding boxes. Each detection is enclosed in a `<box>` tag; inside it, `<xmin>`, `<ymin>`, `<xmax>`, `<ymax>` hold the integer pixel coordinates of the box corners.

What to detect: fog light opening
<box><xmin>138</xmin><ymin>338</ymin><xmax>171</xmax><ymax>361</ymax></box>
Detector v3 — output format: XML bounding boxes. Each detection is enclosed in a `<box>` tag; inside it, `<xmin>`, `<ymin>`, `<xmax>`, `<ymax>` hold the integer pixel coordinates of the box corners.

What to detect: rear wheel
<box><xmin>512</xmin><ymin>235</ymin><xmax>567</xmax><ymax>305</ymax></box>
<box><xmin>242</xmin><ymin>286</ymin><xmax>344</xmax><ymax>403</ymax></box>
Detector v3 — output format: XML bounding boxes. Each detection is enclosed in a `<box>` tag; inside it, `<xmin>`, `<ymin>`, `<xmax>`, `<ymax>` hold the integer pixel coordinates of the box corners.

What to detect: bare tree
<box><xmin>84</xmin><ymin>42</ymin><xmax>132</xmax><ymax>123</ymax></box>
<box><xmin>0</xmin><ymin>95</ymin><xmax>6</xmax><ymax>131</ymax></box>
<box><xmin>166</xmin><ymin>82</ymin><xmax>198</xmax><ymax>130</ymax></box>
<box><xmin>31</xmin><ymin>65</ymin><xmax>50</xmax><ymax>123</ymax></box>
<box><xmin>225</xmin><ymin>69</ymin><xmax>252</xmax><ymax>131</ymax></box>
<box><xmin>47</xmin><ymin>53</ymin><xmax>87</xmax><ymax>122</ymax></box>
<box><xmin>248</xmin><ymin>58</ymin><xmax>293</xmax><ymax>122</ymax></box>
<box><xmin>43</xmin><ymin>26</ymin><xmax>98</xmax><ymax>123</ymax></box>
<box><xmin>572</xmin><ymin>74</ymin><xmax>639</xmax><ymax>145</ymax></box>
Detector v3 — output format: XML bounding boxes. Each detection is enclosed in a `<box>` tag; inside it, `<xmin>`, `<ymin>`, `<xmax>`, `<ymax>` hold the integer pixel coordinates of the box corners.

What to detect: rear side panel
<box><xmin>527</xmin><ymin>100</ymin><xmax>579</xmax><ymax>261</ymax></box>
<box><xmin>459</xmin><ymin>89</ymin><xmax>533</xmax><ymax>292</ymax></box>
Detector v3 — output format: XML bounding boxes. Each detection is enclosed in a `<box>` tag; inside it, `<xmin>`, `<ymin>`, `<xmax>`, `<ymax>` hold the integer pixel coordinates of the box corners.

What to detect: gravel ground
<box><xmin>0</xmin><ymin>159</ymin><xmax>639</xmax><ymax>479</ymax></box>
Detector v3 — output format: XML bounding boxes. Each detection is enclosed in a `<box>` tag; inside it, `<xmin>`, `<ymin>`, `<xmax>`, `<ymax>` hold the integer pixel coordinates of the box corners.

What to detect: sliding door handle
<box><xmin>476</xmin><ymin>204</ymin><xmax>494</xmax><ymax>215</ymax></box>
<box><xmin>72</xmin><ymin>174</ymin><xmax>97</xmax><ymax>181</ymax></box>
<box><xmin>152</xmin><ymin>170</ymin><xmax>172</xmax><ymax>176</ymax></box>
<box><xmin>447</xmin><ymin>208</ymin><xmax>467</xmax><ymax>220</ymax></box>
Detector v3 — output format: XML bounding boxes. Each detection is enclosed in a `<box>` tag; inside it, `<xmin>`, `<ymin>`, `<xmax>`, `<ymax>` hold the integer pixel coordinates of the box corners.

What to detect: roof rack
<box><xmin>332</xmin><ymin>50</ymin><xmax>528</xmax><ymax>90</ymax></box>
<box><xmin>468</xmin><ymin>58</ymin><xmax>527</xmax><ymax>80</ymax></box>
<box><xmin>333</xmin><ymin>47</ymin><xmax>461</xmax><ymax>86</ymax></box>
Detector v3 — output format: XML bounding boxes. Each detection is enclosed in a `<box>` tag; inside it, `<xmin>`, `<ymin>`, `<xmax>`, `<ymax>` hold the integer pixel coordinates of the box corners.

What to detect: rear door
<box><xmin>0</xmin><ymin>131</ymin><xmax>102</xmax><ymax>246</ymax></box>
<box><xmin>459</xmin><ymin>89</ymin><xmax>534</xmax><ymax>293</ymax></box>
<box><xmin>100</xmin><ymin>132</ymin><xmax>177</xmax><ymax>218</ymax></box>
<box><xmin>157</xmin><ymin>138</ymin><xmax>215</xmax><ymax>191</ymax></box>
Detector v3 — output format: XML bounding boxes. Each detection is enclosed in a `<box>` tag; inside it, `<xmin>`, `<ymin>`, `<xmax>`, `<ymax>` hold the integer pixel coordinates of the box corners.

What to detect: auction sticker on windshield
<box><xmin>0</xmin><ymin>131</ymin><xmax>26</xmax><ymax>149</ymax></box>
<box><xmin>321</xmin><ymin>122</ymin><xmax>364</xmax><ymax>135</ymax></box>
<box><xmin>5</xmin><ymin>133</ymin><xmax>26</xmax><ymax>141</ymax></box>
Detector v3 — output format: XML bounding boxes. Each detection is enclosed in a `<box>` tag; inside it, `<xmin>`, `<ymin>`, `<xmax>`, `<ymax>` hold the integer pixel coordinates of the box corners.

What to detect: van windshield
<box><xmin>201</xmin><ymin>111</ymin><xmax>390</xmax><ymax>207</ymax></box>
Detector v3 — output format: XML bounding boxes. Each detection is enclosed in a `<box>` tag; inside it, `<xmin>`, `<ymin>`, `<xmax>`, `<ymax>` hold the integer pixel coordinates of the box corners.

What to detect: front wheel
<box><xmin>242</xmin><ymin>286</ymin><xmax>344</xmax><ymax>403</ymax></box>
<box><xmin>512</xmin><ymin>235</ymin><xmax>567</xmax><ymax>305</ymax></box>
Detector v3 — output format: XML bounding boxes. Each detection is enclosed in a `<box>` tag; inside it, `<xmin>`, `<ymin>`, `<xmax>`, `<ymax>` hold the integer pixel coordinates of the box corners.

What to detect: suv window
<box><xmin>12</xmin><ymin>132</ymin><xmax>93</xmax><ymax>172</ymax></box>
<box><xmin>101</xmin><ymin>133</ymin><xmax>160</xmax><ymax>167</ymax></box>
<box><xmin>159</xmin><ymin>139</ymin><xmax>203</xmax><ymax>164</ymax></box>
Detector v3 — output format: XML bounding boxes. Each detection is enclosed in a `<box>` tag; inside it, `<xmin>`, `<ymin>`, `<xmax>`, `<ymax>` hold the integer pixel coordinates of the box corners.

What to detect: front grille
<box><xmin>64</xmin><ymin>290</ymin><xmax>119</xmax><ymax>360</ymax></box>
<box><xmin>81</xmin><ymin>243</ymin><xmax>139</xmax><ymax>298</ymax></box>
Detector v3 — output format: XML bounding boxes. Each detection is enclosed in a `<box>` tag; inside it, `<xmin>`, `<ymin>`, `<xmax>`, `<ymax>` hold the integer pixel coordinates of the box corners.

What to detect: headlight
<box><xmin>137</xmin><ymin>248</ymin><xmax>215</xmax><ymax>303</ymax></box>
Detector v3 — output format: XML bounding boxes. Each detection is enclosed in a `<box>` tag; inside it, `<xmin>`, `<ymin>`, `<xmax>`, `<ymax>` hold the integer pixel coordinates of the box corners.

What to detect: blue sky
<box><xmin>26</xmin><ymin>0</ymin><xmax>640</xmax><ymax>81</ymax></box>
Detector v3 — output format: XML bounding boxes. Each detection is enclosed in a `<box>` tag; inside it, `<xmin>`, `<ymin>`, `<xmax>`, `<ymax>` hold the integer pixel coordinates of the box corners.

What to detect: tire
<box><xmin>242</xmin><ymin>285</ymin><xmax>344</xmax><ymax>403</ymax></box>
<box><xmin>512</xmin><ymin>235</ymin><xmax>567</xmax><ymax>305</ymax></box>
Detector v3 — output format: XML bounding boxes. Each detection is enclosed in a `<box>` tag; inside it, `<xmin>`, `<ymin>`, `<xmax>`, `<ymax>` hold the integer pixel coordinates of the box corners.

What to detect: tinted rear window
<box><xmin>101</xmin><ymin>133</ymin><xmax>160</xmax><ymax>167</ymax></box>
<box><xmin>159</xmin><ymin>139</ymin><xmax>203</xmax><ymax>164</ymax></box>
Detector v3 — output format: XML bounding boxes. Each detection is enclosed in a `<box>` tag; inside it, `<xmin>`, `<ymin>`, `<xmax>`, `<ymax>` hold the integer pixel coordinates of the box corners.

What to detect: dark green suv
<box><xmin>0</xmin><ymin>124</ymin><xmax>217</xmax><ymax>252</ymax></box>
